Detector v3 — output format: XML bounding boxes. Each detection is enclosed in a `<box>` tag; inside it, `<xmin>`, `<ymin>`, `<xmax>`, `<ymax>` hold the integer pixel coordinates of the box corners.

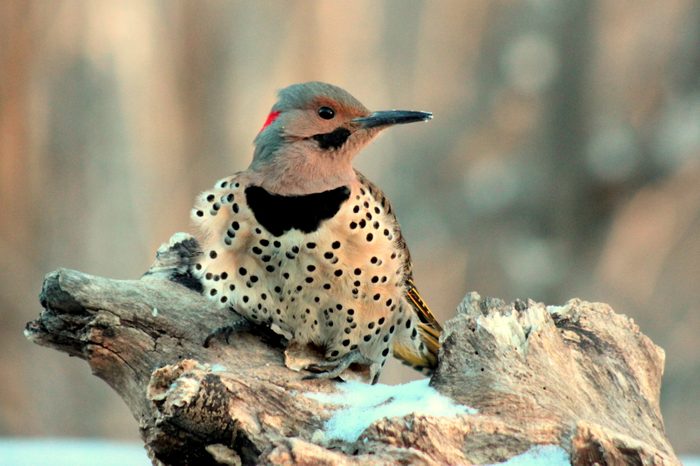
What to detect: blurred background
<box><xmin>1</xmin><ymin>0</ymin><xmax>699</xmax><ymax>456</ymax></box>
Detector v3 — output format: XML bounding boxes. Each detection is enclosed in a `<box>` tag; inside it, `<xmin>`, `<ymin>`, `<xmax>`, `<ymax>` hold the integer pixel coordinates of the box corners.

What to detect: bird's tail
<box><xmin>392</xmin><ymin>279</ymin><xmax>443</xmax><ymax>373</ymax></box>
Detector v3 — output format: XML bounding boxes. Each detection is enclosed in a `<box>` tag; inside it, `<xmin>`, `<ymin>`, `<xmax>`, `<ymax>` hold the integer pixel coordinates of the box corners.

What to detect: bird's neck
<box><xmin>247</xmin><ymin>150</ymin><xmax>356</xmax><ymax>196</ymax></box>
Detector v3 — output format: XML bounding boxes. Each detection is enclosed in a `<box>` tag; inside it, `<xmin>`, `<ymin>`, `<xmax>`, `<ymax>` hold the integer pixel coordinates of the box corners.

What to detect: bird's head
<box><xmin>250</xmin><ymin>82</ymin><xmax>432</xmax><ymax>195</ymax></box>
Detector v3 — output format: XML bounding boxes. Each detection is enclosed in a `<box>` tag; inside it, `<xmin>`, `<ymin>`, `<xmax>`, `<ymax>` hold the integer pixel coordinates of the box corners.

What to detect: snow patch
<box><xmin>210</xmin><ymin>363</ymin><xmax>227</xmax><ymax>373</ymax></box>
<box><xmin>151</xmin><ymin>307</ymin><xmax>158</xmax><ymax>317</ymax></box>
<box><xmin>487</xmin><ymin>444</ymin><xmax>570</xmax><ymax>466</ymax></box>
<box><xmin>306</xmin><ymin>379</ymin><xmax>474</xmax><ymax>442</ymax></box>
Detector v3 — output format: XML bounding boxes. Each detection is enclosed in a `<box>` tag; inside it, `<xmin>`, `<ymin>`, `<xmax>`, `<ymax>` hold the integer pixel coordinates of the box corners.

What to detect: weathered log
<box><xmin>25</xmin><ymin>233</ymin><xmax>680</xmax><ymax>465</ymax></box>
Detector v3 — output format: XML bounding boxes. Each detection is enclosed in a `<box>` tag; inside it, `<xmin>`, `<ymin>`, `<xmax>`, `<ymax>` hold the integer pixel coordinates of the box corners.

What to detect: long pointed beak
<box><xmin>352</xmin><ymin>110</ymin><xmax>433</xmax><ymax>129</ymax></box>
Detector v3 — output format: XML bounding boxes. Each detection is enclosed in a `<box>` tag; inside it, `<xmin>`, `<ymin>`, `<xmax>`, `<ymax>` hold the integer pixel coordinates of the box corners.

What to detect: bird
<box><xmin>191</xmin><ymin>82</ymin><xmax>442</xmax><ymax>384</ymax></box>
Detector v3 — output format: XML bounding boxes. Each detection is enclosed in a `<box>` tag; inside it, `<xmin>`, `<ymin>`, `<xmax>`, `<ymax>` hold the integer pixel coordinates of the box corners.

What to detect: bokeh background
<box><xmin>1</xmin><ymin>0</ymin><xmax>699</xmax><ymax>455</ymax></box>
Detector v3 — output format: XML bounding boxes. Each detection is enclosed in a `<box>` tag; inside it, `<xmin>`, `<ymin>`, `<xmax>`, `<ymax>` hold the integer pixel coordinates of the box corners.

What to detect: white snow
<box><xmin>151</xmin><ymin>307</ymin><xmax>158</xmax><ymax>317</ymax></box>
<box><xmin>0</xmin><ymin>439</ymin><xmax>149</xmax><ymax>466</ymax></box>
<box><xmin>210</xmin><ymin>363</ymin><xmax>227</xmax><ymax>372</ymax></box>
<box><xmin>306</xmin><ymin>378</ymin><xmax>475</xmax><ymax>442</ymax></box>
<box><xmin>486</xmin><ymin>445</ymin><xmax>570</xmax><ymax>466</ymax></box>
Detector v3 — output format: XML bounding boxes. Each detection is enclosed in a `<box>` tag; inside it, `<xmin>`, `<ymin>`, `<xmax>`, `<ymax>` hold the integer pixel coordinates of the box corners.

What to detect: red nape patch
<box><xmin>259</xmin><ymin>111</ymin><xmax>281</xmax><ymax>133</ymax></box>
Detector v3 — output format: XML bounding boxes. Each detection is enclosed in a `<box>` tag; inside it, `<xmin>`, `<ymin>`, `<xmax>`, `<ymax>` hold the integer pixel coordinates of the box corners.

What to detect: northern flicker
<box><xmin>192</xmin><ymin>82</ymin><xmax>441</xmax><ymax>383</ymax></box>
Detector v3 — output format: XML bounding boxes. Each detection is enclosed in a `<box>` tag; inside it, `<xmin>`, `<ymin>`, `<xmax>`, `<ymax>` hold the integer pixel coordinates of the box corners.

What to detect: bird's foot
<box><xmin>302</xmin><ymin>349</ymin><xmax>371</xmax><ymax>381</ymax></box>
<box><xmin>203</xmin><ymin>318</ymin><xmax>252</xmax><ymax>348</ymax></box>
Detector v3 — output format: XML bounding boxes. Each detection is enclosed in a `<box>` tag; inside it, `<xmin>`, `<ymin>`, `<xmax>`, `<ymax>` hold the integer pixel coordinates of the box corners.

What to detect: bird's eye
<box><xmin>318</xmin><ymin>106</ymin><xmax>335</xmax><ymax>120</ymax></box>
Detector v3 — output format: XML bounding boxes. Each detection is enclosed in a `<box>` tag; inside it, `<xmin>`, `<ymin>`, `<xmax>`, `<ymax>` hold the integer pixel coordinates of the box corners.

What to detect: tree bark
<box><xmin>25</xmin><ymin>233</ymin><xmax>680</xmax><ymax>465</ymax></box>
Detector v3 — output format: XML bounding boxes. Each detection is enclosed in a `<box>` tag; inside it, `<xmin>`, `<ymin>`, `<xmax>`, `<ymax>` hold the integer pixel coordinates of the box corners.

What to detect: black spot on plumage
<box><xmin>371</xmin><ymin>276</ymin><xmax>379</xmax><ymax>283</ymax></box>
<box><xmin>368</xmin><ymin>322</ymin><xmax>375</xmax><ymax>329</ymax></box>
<box><xmin>206</xmin><ymin>194</ymin><xmax>215</xmax><ymax>202</ymax></box>
<box><xmin>232</xmin><ymin>203</ymin><xmax>239</xmax><ymax>213</ymax></box>
<box><xmin>359</xmin><ymin>219</ymin><xmax>366</xmax><ymax>228</ymax></box>
<box><xmin>312</xmin><ymin>127</ymin><xmax>351</xmax><ymax>150</ymax></box>
<box><xmin>231</xmin><ymin>221</ymin><xmax>240</xmax><ymax>230</ymax></box>
<box><xmin>252</xmin><ymin>246</ymin><xmax>262</xmax><ymax>255</ymax></box>
<box><xmin>305</xmin><ymin>277</ymin><xmax>314</xmax><ymax>283</ymax></box>
<box><xmin>260</xmin><ymin>239</ymin><xmax>270</xmax><ymax>246</ymax></box>
<box><xmin>353</xmin><ymin>280</ymin><xmax>360</xmax><ymax>287</ymax></box>
<box><xmin>250</xmin><ymin>275</ymin><xmax>259</xmax><ymax>283</ymax></box>
<box><xmin>334</xmin><ymin>269</ymin><xmax>343</xmax><ymax>277</ymax></box>
<box><xmin>378</xmin><ymin>317</ymin><xmax>385</xmax><ymax>325</ymax></box>
<box><xmin>242</xmin><ymin>295</ymin><xmax>249</xmax><ymax>303</ymax></box>
<box><xmin>220</xmin><ymin>181</ymin><xmax>228</xmax><ymax>188</ymax></box>
<box><xmin>245</xmin><ymin>185</ymin><xmax>350</xmax><ymax>236</ymax></box>
<box><xmin>353</xmin><ymin>205</ymin><xmax>360</xmax><ymax>214</ymax></box>
<box><xmin>266</xmin><ymin>265</ymin><xmax>275</xmax><ymax>273</ymax></box>
<box><xmin>282</xmin><ymin>272</ymin><xmax>290</xmax><ymax>279</ymax></box>
<box><xmin>273</xmin><ymin>240</ymin><xmax>281</xmax><ymax>248</ymax></box>
<box><xmin>226</xmin><ymin>193</ymin><xmax>234</xmax><ymax>202</ymax></box>
<box><xmin>220</xmin><ymin>272</ymin><xmax>228</xmax><ymax>279</ymax></box>
<box><xmin>331</xmin><ymin>241</ymin><xmax>341</xmax><ymax>249</ymax></box>
<box><xmin>349</xmin><ymin>221</ymin><xmax>357</xmax><ymax>229</ymax></box>
<box><xmin>323</xmin><ymin>283</ymin><xmax>331</xmax><ymax>290</ymax></box>
<box><xmin>382</xmin><ymin>348</ymin><xmax>390</xmax><ymax>357</ymax></box>
<box><xmin>353</xmin><ymin>268</ymin><xmax>361</xmax><ymax>276</ymax></box>
<box><xmin>307</xmin><ymin>265</ymin><xmax>316</xmax><ymax>272</ymax></box>
<box><xmin>212</xmin><ymin>202</ymin><xmax>220</xmax><ymax>211</ymax></box>
<box><xmin>196</xmin><ymin>210</ymin><xmax>204</xmax><ymax>217</ymax></box>
<box><xmin>205</xmin><ymin>273</ymin><xmax>213</xmax><ymax>280</ymax></box>
<box><xmin>210</xmin><ymin>288</ymin><xmax>217</xmax><ymax>296</ymax></box>
<box><xmin>239</xmin><ymin>267</ymin><xmax>247</xmax><ymax>276</ymax></box>
<box><xmin>307</xmin><ymin>242</ymin><xmax>316</xmax><ymax>249</ymax></box>
<box><xmin>285</xmin><ymin>252</ymin><xmax>295</xmax><ymax>259</ymax></box>
<box><xmin>366</xmin><ymin>233</ymin><xmax>374</xmax><ymax>242</ymax></box>
<box><xmin>324</xmin><ymin>251</ymin><xmax>334</xmax><ymax>259</ymax></box>
<box><xmin>224</xmin><ymin>237</ymin><xmax>232</xmax><ymax>245</ymax></box>
<box><xmin>220</xmin><ymin>296</ymin><xmax>228</xmax><ymax>303</ymax></box>
<box><xmin>342</xmin><ymin>339</ymin><xmax>350</xmax><ymax>346</ymax></box>
<box><xmin>274</xmin><ymin>286</ymin><xmax>282</xmax><ymax>293</ymax></box>
<box><xmin>261</xmin><ymin>255</ymin><xmax>271</xmax><ymax>262</ymax></box>
<box><xmin>363</xmin><ymin>335</ymin><xmax>371</xmax><ymax>342</ymax></box>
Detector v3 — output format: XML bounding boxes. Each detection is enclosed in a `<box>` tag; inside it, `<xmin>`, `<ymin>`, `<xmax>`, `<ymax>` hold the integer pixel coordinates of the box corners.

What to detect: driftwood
<box><xmin>25</xmin><ymin>233</ymin><xmax>679</xmax><ymax>465</ymax></box>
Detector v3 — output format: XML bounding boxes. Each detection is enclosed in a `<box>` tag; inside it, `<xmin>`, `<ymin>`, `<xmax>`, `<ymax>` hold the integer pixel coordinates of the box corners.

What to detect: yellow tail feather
<box><xmin>392</xmin><ymin>280</ymin><xmax>443</xmax><ymax>373</ymax></box>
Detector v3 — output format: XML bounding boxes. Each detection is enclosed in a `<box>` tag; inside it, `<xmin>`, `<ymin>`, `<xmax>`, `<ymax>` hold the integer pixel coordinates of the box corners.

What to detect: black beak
<box><xmin>352</xmin><ymin>110</ymin><xmax>433</xmax><ymax>129</ymax></box>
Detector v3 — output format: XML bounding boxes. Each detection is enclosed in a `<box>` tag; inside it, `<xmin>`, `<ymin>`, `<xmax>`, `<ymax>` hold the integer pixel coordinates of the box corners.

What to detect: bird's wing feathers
<box><xmin>355</xmin><ymin>171</ymin><xmax>443</xmax><ymax>371</ymax></box>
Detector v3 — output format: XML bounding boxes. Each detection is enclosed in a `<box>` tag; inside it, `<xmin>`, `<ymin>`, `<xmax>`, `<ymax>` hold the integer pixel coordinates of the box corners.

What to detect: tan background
<box><xmin>1</xmin><ymin>0</ymin><xmax>699</xmax><ymax>454</ymax></box>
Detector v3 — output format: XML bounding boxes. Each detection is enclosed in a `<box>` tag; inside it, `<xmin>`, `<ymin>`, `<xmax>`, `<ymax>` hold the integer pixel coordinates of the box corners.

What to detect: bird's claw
<box><xmin>203</xmin><ymin>319</ymin><xmax>251</xmax><ymax>347</ymax></box>
<box><xmin>302</xmin><ymin>349</ymin><xmax>370</xmax><ymax>380</ymax></box>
